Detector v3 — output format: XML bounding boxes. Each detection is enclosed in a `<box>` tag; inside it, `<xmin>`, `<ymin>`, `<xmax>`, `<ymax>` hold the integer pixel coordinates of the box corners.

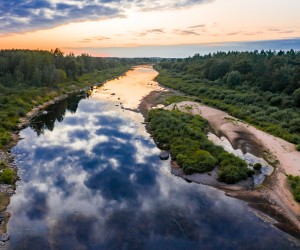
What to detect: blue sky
<box><xmin>0</xmin><ymin>0</ymin><xmax>212</xmax><ymax>34</ymax></box>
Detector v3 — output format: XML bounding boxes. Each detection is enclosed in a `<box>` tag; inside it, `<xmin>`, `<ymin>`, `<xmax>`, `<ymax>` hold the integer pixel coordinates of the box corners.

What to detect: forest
<box><xmin>0</xmin><ymin>49</ymin><xmax>153</xmax><ymax>148</ymax></box>
<box><xmin>0</xmin><ymin>49</ymin><xmax>155</xmax><ymax>87</ymax></box>
<box><xmin>155</xmin><ymin>50</ymin><xmax>300</xmax><ymax>149</ymax></box>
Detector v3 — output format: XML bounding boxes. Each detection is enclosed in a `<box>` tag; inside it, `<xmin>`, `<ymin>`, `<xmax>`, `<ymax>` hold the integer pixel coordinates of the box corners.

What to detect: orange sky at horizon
<box><xmin>0</xmin><ymin>0</ymin><xmax>299</xmax><ymax>56</ymax></box>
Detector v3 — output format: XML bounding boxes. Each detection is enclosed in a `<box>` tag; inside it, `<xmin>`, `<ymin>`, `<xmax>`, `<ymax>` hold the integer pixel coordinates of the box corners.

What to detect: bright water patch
<box><xmin>208</xmin><ymin>133</ymin><xmax>274</xmax><ymax>186</ymax></box>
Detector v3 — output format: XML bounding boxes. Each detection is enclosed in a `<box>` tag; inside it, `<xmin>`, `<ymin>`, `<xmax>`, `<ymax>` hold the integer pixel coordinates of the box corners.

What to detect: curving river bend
<box><xmin>7</xmin><ymin>66</ymin><xmax>296</xmax><ymax>249</ymax></box>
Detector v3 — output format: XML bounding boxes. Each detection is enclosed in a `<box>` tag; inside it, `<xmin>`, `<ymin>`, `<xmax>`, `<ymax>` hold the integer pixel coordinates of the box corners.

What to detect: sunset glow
<box><xmin>1</xmin><ymin>0</ymin><xmax>300</xmax><ymax>57</ymax></box>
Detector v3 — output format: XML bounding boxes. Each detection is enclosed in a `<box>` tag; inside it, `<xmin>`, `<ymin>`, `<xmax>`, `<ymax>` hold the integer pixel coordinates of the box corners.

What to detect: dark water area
<box><xmin>7</xmin><ymin>70</ymin><xmax>297</xmax><ymax>249</ymax></box>
<box><xmin>30</xmin><ymin>92</ymin><xmax>88</xmax><ymax>136</ymax></box>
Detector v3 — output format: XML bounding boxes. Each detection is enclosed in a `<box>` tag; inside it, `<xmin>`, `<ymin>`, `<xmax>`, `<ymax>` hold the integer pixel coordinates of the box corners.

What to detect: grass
<box><xmin>0</xmin><ymin>169</ymin><xmax>13</xmax><ymax>184</ymax></box>
<box><xmin>288</xmin><ymin>175</ymin><xmax>300</xmax><ymax>202</ymax></box>
<box><xmin>163</xmin><ymin>95</ymin><xmax>194</xmax><ymax>106</ymax></box>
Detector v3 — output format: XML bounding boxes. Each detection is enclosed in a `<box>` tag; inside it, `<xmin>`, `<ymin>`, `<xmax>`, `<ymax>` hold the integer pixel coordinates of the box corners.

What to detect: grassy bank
<box><xmin>0</xmin><ymin>66</ymin><xmax>130</xmax><ymax>149</ymax></box>
<box><xmin>0</xmin><ymin>64</ymin><xmax>132</xmax><ymax>233</ymax></box>
<box><xmin>148</xmin><ymin>109</ymin><xmax>254</xmax><ymax>184</ymax></box>
<box><xmin>154</xmin><ymin>67</ymin><xmax>300</xmax><ymax>150</ymax></box>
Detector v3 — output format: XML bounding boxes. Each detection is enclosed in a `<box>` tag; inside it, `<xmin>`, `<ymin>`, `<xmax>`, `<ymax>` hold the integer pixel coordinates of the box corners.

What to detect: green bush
<box><xmin>288</xmin><ymin>175</ymin><xmax>300</xmax><ymax>202</ymax></box>
<box><xmin>148</xmin><ymin>109</ymin><xmax>250</xmax><ymax>184</ymax></box>
<box><xmin>296</xmin><ymin>144</ymin><xmax>300</xmax><ymax>151</ymax></box>
<box><xmin>170</xmin><ymin>138</ymin><xmax>201</xmax><ymax>157</ymax></box>
<box><xmin>219</xmin><ymin>152</ymin><xmax>248</xmax><ymax>168</ymax></box>
<box><xmin>0</xmin><ymin>161</ymin><xmax>6</xmax><ymax>169</ymax></box>
<box><xmin>0</xmin><ymin>131</ymin><xmax>11</xmax><ymax>148</ymax></box>
<box><xmin>225</xmin><ymin>71</ymin><xmax>241</xmax><ymax>86</ymax></box>
<box><xmin>163</xmin><ymin>95</ymin><xmax>192</xmax><ymax>106</ymax></box>
<box><xmin>0</xmin><ymin>168</ymin><xmax>14</xmax><ymax>184</ymax></box>
<box><xmin>253</xmin><ymin>163</ymin><xmax>262</xmax><ymax>170</ymax></box>
<box><xmin>218</xmin><ymin>165</ymin><xmax>248</xmax><ymax>184</ymax></box>
<box><xmin>293</xmin><ymin>88</ymin><xmax>300</xmax><ymax>107</ymax></box>
<box><xmin>179</xmin><ymin>150</ymin><xmax>218</xmax><ymax>174</ymax></box>
<box><xmin>217</xmin><ymin>152</ymin><xmax>253</xmax><ymax>183</ymax></box>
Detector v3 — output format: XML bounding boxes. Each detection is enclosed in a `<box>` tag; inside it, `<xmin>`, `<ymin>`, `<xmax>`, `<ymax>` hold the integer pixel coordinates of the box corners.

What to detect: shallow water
<box><xmin>7</xmin><ymin>66</ymin><xmax>296</xmax><ymax>249</ymax></box>
<box><xmin>207</xmin><ymin>133</ymin><xmax>274</xmax><ymax>186</ymax></box>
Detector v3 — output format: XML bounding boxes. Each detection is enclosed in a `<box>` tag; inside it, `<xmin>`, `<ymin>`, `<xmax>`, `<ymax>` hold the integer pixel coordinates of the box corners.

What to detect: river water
<box><xmin>6</xmin><ymin>66</ymin><xmax>296</xmax><ymax>249</ymax></box>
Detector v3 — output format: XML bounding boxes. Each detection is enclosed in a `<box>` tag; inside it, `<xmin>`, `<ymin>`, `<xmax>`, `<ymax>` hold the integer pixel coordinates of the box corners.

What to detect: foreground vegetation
<box><xmin>155</xmin><ymin>50</ymin><xmax>300</xmax><ymax>149</ymax></box>
<box><xmin>288</xmin><ymin>175</ymin><xmax>300</xmax><ymax>202</ymax></box>
<box><xmin>148</xmin><ymin>109</ymin><xmax>253</xmax><ymax>184</ymax></box>
<box><xmin>0</xmin><ymin>162</ymin><xmax>13</xmax><ymax>184</ymax></box>
<box><xmin>0</xmin><ymin>49</ymin><xmax>154</xmax><ymax>148</ymax></box>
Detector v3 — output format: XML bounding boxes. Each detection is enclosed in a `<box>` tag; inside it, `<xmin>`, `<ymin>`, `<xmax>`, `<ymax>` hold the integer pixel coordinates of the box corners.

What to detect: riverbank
<box><xmin>3</xmin><ymin>64</ymin><xmax>300</xmax><ymax>245</ymax></box>
<box><xmin>140</xmin><ymin>93</ymin><xmax>300</xmax><ymax>241</ymax></box>
<box><xmin>7</xmin><ymin>65</ymin><xmax>295</xmax><ymax>249</ymax></box>
<box><xmin>92</xmin><ymin>65</ymin><xmax>166</xmax><ymax>111</ymax></box>
<box><xmin>0</xmin><ymin>67</ymin><xmax>131</xmax><ymax>239</ymax></box>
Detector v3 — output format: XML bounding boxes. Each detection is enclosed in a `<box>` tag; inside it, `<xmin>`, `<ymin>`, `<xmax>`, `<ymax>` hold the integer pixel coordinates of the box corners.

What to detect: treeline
<box><xmin>160</xmin><ymin>50</ymin><xmax>300</xmax><ymax>97</ymax></box>
<box><xmin>0</xmin><ymin>49</ymin><xmax>154</xmax><ymax>88</ymax></box>
<box><xmin>155</xmin><ymin>50</ymin><xmax>300</xmax><ymax>147</ymax></box>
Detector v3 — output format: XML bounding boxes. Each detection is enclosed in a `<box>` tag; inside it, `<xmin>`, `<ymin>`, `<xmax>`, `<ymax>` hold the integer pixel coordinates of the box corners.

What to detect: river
<box><xmin>6</xmin><ymin>66</ymin><xmax>296</xmax><ymax>249</ymax></box>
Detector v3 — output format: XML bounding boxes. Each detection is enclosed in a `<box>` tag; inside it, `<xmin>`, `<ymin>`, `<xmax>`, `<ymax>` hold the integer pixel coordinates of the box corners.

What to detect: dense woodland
<box><xmin>0</xmin><ymin>49</ymin><xmax>153</xmax><ymax>87</ymax></box>
<box><xmin>0</xmin><ymin>49</ymin><xmax>153</xmax><ymax>147</ymax></box>
<box><xmin>156</xmin><ymin>50</ymin><xmax>300</xmax><ymax>148</ymax></box>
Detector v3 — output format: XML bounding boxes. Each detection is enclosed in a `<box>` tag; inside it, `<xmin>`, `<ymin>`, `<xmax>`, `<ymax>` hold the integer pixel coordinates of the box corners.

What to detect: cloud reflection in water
<box><xmin>8</xmin><ymin>96</ymin><xmax>294</xmax><ymax>249</ymax></box>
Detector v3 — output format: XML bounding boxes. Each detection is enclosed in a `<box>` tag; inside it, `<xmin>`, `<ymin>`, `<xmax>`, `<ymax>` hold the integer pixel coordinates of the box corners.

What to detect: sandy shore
<box><xmin>163</xmin><ymin>101</ymin><xmax>300</xmax><ymax>239</ymax></box>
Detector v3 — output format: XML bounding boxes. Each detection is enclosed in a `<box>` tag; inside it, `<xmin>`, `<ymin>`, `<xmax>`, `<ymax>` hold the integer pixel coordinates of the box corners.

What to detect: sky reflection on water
<box><xmin>7</xmin><ymin>76</ymin><xmax>296</xmax><ymax>250</ymax></box>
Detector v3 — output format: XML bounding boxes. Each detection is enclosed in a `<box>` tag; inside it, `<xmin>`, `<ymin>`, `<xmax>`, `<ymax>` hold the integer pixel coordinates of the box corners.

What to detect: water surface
<box><xmin>7</xmin><ymin>66</ymin><xmax>296</xmax><ymax>249</ymax></box>
<box><xmin>208</xmin><ymin>133</ymin><xmax>274</xmax><ymax>186</ymax></box>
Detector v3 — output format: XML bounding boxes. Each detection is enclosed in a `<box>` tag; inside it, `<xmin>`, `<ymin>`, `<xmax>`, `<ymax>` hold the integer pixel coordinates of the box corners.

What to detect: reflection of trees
<box><xmin>67</xmin><ymin>91</ymin><xmax>89</xmax><ymax>113</ymax></box>
<box><xmin>30</xmin><ymin>93</ymin><xmax>85</xmax><ymax>136</ymax></box>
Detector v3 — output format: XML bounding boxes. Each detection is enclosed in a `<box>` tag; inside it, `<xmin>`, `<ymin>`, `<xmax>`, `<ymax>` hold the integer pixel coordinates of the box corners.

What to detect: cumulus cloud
<box><xmin>0</xmin><ymin>0</ymin><xmax>120</xmax><ymax>34</ymax></box>
<box><xmin>0</xmin><ymin>0</ymin><xmax>214</xmax><ymax>34</ymax></box>
<box><xmin>128</xmin><ymin>0</ymin><xmax>214</xmax><ymax>11</ymax></box>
